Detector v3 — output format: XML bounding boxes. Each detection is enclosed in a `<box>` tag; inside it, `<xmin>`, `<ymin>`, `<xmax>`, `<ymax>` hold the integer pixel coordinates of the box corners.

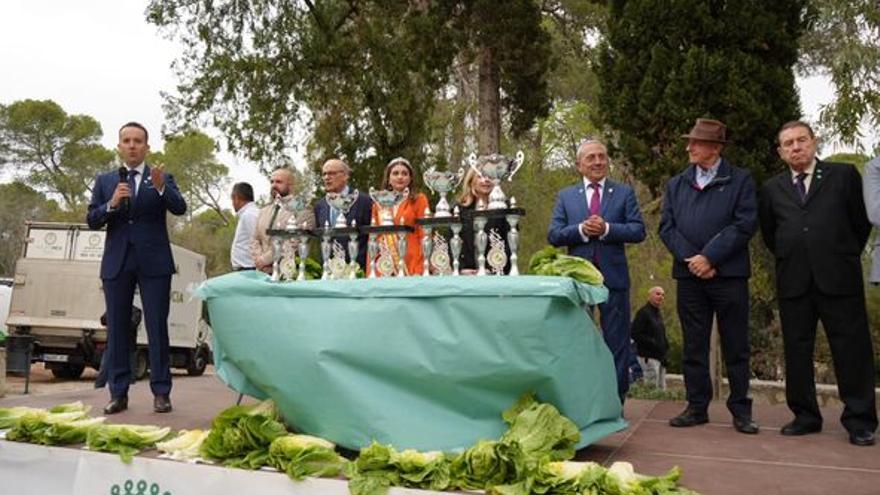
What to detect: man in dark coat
<box><xmin>313</xmin><ymin>158</ymin><xmax>372</xmax><ymax>270</ymax></box>
<box><xmin>87</xmin><ymin>122</ymin><xmax>186</xmax><ymax>414</ymax></box>
<box><xmin>759</xmin><ymin>120</ymin><xmax>877</xmax><ymax>446</ymax></box>
<box><xmin>548</xmin><ymin>139</ymin><xmax>646</xmax><ymax>404</ymax></box>
<box><xmin>659</xmin><ymin>118</ymin><xmax>759</xmax><ymax>434</ymax></box>
<box><xmin>631</xmin><ymin>286</ymin><xmax>669</xmax><ymax>389</ymax></box>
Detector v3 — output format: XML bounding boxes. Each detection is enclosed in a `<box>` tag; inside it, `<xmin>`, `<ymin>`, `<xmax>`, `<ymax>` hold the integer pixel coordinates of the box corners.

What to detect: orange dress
<box><xmin>369</xmin><ymin>193</ymin><xmax>429</xmax><ymax>276</ymax></box>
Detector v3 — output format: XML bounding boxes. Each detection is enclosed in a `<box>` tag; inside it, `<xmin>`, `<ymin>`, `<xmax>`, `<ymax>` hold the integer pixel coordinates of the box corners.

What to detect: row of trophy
<box><xmin>265</xmin><ymin>151</ymin><xmax>526</xmax><ymax>281</ymax></box>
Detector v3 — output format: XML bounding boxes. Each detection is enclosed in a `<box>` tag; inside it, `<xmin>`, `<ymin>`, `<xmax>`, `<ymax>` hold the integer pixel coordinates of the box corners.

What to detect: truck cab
<box><xmin>5</xmin><ymin>222</ymin><xmax>212</xmax><ymax>379</ymax></box>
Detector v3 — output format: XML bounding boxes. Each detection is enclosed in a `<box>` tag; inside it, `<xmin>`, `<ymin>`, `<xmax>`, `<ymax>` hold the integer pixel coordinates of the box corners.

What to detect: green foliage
<box><xmin>170</xmin><ymin>209</ymin><xmax>237</xmax><ymax>277</ymax></box>
<box><xmin>595</xmin><ymin>0</ymin><xmax>808</xmax><ymax>193</ymax></box>
<box><xmin>86</xmin><ymin>423</ymin><xmax>173</xmax><ymax>463</ymax></box>
<box><xmin>152</xmin><ymin>130</ymin><xmax>232</xmax><ymax>223</ymax></box>
<box><xmin>0</xmin><ymin>99</ymin><xmax>114</xmax><ymax>210</ymax></box>
<box><xmin>268</xmin><ymin>434</ymin><xmax>348</xmax><ymax>481</ymax></box>
<box><xmin>527</xmin><ymin>245</ymin><xmax>605</xmax><ymax>285</ymax></box>
<box><xmin>0</xmin><ymin>182</ymin><xmax>62</xmax><ymax>276</ymax></box>
<box><xmin>798</xmin><ymin>0</ymin><xmax>880</xmax><ymax>150</ymax></box>
<box><xmin>199</xmin><ymin>399</ymin><xmax>287</xmax><ymax>469</ymax></box>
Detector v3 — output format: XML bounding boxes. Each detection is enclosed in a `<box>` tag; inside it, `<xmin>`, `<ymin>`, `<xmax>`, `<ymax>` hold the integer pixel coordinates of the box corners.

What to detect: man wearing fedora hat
<box><xmin>659</xmin><ymin>118</ymin><xmax>759</xmax><ymax>434</ymax></box>
<box><xmin>759</xmin><ymin>120</ymin><xmax>876</xmax><ymax>446</ymax></box>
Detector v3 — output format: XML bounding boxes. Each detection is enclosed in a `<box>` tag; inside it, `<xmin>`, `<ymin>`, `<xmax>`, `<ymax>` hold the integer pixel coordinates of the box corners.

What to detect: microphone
<box><xmin>118</xmin><ymin>166</ymin><xmax>130</xmax><ymax>211</ymax></box>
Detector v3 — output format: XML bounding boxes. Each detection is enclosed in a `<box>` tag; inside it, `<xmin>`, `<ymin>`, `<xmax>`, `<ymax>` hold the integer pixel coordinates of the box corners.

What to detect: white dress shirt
<box><xmin>230</xmin><ymin>201</ymin><xmax>259</xmax><ymax>269</ymax></box>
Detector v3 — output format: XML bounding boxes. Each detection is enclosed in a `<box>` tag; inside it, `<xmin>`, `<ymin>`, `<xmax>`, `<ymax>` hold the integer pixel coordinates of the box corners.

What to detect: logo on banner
<box><xmin>110</xmin><ymin>479</ymin><xmax>171</xmax><ymax>495</ymax></box>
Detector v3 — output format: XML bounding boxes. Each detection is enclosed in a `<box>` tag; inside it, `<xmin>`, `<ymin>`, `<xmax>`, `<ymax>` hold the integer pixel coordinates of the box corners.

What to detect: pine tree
<box><xmin>595</xmin><ymin>0</ymin><xmax>810</xmax><ymax>193</ymax></box>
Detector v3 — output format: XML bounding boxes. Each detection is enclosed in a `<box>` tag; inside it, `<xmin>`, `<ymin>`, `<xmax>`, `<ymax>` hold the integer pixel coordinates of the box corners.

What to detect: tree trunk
<box><xmin>477</xmin><ymin>45</ymin><xmax>501</xmax><ymax>155</ymax></box>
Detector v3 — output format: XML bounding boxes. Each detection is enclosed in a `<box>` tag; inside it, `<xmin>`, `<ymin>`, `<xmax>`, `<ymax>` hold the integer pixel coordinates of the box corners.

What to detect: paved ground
<box><xmin>2</xmin><ymin>366</ymin><xmax>879</xmax><ymax>494</ymax></box>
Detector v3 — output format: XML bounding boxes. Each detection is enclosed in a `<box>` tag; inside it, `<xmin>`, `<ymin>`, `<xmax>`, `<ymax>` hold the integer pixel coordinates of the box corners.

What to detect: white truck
<box><xmin>5</xmin><ymin>222</ymin><xmax>212</xmax><ymax>379</ymax></box>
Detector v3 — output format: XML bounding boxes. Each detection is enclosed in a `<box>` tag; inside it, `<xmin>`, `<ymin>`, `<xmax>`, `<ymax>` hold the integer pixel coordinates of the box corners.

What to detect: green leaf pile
<box><xmin>86</xmin><ymin>423</ymin><xmax>172</xmax><ymax>463</ymax></box>
<box><xmin>268</xmin><ymin>434</ymin><xmax>348</xmax><ymax>480</ymax></box>
<box><xmin>0</xmin><ymin>401</ymin><xmax>91</xmax><ymax>429</ymax></box>
<box><xmin>7</xmin><ymin>411</ymin><xmax>104</xmax><ymax>445</ymax></box>
<box><xmin>528</xmin><ymin>246</ymin><xmax>604</xmax><ymax>285</ymax></box>
<box><xmin>199</xmin><ymin>399</ymin><xmax>287</xmax><ymax>469</ymax></box>
<box><xmin>346</xmin><ymin>442</ymin><xmax>451</xmax><ymax>495</ymax></box>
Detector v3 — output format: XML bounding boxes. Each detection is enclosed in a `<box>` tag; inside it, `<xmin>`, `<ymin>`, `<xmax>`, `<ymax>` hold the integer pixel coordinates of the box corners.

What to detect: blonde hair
<box><xmin>457</xmin><ymin>167</ymin><xmax>484</xmax><ymax>207</ymax></box>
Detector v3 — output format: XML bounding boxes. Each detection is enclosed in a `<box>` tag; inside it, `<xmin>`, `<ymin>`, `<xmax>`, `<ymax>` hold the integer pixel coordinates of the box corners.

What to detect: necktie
<box><xmin>588</xmin><ymin>182</ymin><xmax>601</xmax><ymax>265</ymax></box>
<box><xmin>268</xmin><ymin>204</ymin><xmax>281</xmax><ymax>229</ymax></box>
<box><xmin>795</xmin><ymin>172</ymin><xmax>807</xmax><ymax>202</ymax></box>
<box><xmin>589</xmin><ymin>182</ymin><xmax>601</xmax><ymax>216</ymax></box>
<box><xmin>128</xmin><ymin>170</ymin><xmax>139</xmax><ymax>207</ymax></box>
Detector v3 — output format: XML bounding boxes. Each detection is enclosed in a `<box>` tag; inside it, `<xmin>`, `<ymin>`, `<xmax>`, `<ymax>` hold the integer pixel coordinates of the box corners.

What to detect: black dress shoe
<box><xmin>780</xmin><ymin>420</ymin><xmax>822</xmax><ymax>436</ymax></box>
<box><xmin>103</xmin><ymin>397</ymin><xmax>128</xmax><ymax>415</ymax></box>
<box><xmin>669</xmin><ymin>408</ymin><xmax>709</xmax><ymax>427</ymax></box>
<box><xmin>849</xmin><ymin>430</ymin><xmax>875</xmax><ymax>446</ymax></box>
<box><xmin>154</xmin><ymin>395</ymin><xmax>172</xmax><ymax>413</ymax></box>
<box><xmin>733</xmin><ymin>416</ymin><xmax>760</xmax><ymax>434</ymax></box>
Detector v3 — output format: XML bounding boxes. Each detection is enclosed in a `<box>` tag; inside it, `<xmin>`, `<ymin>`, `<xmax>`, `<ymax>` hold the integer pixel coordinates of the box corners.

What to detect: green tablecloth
<box><xmin>195</xmin><ymin>272</ymin><xmax>625</xmax><ymax>451</ymax></box>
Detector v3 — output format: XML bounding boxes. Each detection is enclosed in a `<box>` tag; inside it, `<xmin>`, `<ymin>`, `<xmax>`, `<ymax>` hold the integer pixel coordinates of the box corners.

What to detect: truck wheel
<box><xmin>51</xmin><ymin>363</ymin><xmax>85</xmax><ymax>380</ymax></box>
<box><xmin>186</xmin><ymin>345</ymin><xmax>209</xmax><ymax>376</ymax></box>
<box><xmin>134</xmin><ymin>349</ymin><xmax>149</xmax><ymax>380</ymax></box>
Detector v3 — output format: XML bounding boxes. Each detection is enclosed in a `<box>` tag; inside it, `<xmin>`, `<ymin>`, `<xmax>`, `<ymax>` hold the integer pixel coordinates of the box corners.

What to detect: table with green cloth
<box><xmin>195</xmin><ymin>272</ymin><xmax>626</xmax><ymax>452</ymax></box>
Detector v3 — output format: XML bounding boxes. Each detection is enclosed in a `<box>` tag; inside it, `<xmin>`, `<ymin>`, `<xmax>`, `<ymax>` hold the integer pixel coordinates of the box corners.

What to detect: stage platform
<box><xmin>2</xmin><ymin>370</ymin><xmax>879</xmax><ymax>494</ymax></box>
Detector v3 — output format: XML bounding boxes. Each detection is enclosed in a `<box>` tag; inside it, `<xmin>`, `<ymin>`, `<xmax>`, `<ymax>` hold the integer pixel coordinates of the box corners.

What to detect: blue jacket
<box><xmin>659</xmin><ymin>159</ymin><xmax>756</xmax><ymax>279</ymax></box>
<box><xmin>86</xmin><ymin>166</ymin><xmax>187</xmax><ymax>280</ymax></box>
<box><xmin>548</xmin><ymin>179</ymin><xmax>646</xmax><ymax>290</ymax></box>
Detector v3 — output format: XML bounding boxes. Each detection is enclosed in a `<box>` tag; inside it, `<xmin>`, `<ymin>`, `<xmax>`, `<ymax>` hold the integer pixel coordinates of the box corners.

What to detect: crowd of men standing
<box><xmin>548</xmin><ymin>118</ymin><xmax>879</xmax><ymax>447</ymax></box>
<box><xmin>90</xmin><ymin>118</ymin><xmax>879</xmax><ymax>448</ymax></box>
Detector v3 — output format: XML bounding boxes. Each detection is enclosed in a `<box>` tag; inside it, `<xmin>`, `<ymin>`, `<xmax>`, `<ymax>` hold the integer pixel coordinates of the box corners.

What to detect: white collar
<box><xmin>582</xmin><ymin>177</ymin><xmax>607</xmax><ymax>189</ymax></box>
<box><xmin>789</xmin><ymin>159</ymin><xmax>817</xmax><ymax>180</ymax></box>
<box><xmin>236</xmin><ymin>201</ymin><xmax>256</xmax><ymax>217</ymax></box>
<box><xmin>127</xmin><ymin>163</ymin><xmax>146</xmax><ymax>177</ymax></box>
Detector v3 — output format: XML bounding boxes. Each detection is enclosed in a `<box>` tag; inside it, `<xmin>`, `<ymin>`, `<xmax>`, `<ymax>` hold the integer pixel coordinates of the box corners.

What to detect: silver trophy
<box><xmin>421</xmin><ymin>208</ymin><xmax>433</xmax><ymax>276</ymax></box>
<box><xmin>468</xmin><ymin>151</ymin><xmax>525</xmax><ymax>210</ymax></box>
<box><xmin>423</xmin><ymin>166</ymin><xmax>464</xmax><ymax>218</ymax></box>
<box><xmin>506</xmin><ymin>197</ymin><xmax>522</xmax><ymax>276</ymax></box>
<box><xmin>347</xmin><ymin>219</ymin><xmax>359</xmax><ymax>279</ymax></box>
<box><xmin>369</xmin><ymin>187</ymin><xmax>408</xmax><ymax>226</ymax></box>
<box><xmin>325</xmin><ymin>190</ymin><xmax>360</xmax><ymax>228</ymax></box>
<box><xmin>450</xmin><ymin>206</ymin><xmax>463</xmax><ymax>276</ymax></box>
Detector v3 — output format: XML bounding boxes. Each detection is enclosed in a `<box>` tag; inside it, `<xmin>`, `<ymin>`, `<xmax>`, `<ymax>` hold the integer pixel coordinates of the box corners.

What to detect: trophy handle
<box><xmin>508</xmin><ymin>151</ymin><xmax>525</xmax><ymax>181</ymax></box>
<box><xmin>423</xmin><ymin>168</ymin><xmax>437</xmax><ymax>195</ymax></box>
<box><xmin>454</xmin><ymin>167</ymin><xmax>465</xmax><ymax>187</ymax></box>
<box><xmin>468</xmin><ymin>153</ymin><xmax>484</xmax><ymax>179</ymax></box>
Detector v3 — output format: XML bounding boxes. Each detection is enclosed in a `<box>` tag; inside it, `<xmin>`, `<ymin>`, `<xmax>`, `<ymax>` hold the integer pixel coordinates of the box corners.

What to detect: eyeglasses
<box><xmin>322</xmin><ymin>170</ymin><xmax>344</xmax><ymax>177</ymax></box>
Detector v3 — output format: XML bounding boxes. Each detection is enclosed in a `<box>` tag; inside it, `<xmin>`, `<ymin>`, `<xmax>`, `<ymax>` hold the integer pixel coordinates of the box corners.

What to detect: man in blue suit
<box><xmin>660</xmin><ymin>118</ymin><xmax>758</xmax><ymax>434</ymax></box>
<box><xmin>87</xmin><ymin>122</ymin><xmax>187</xmax><ymax>414</ymax></box>
<box><xmin>313</xmin><ymin>158</ymin><xmax>373</xmax><ymax>270</ymax></box>
<box><xmin>548</xmin><ymin>140</ymin><xmax>646</xmax><ymax>403</ymax></box>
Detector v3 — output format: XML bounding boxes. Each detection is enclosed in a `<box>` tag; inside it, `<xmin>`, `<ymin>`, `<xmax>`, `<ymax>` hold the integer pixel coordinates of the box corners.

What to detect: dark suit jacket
<box><xmin>759</xmin><ymin>160</ymin><xmax>871</xmax><ymax>298</ymax></box>
<box><xmin>547</xmin><ymin>178</ymin><xmax>646</xmax><ymax>291</ymax></box>
<box><xmin>313</xmin><ymin>191</ymin><xmax>373</xmax><ymax>269</ymax></box>
<box><xmin>659</xmin><ymin>159</ymin><xmax>757</xmax><ymax>279</ymax></box>
<box><xmin>86</xmin><ymin>166</ymin><xmax>187</xmax><ymax>280</ymax></box>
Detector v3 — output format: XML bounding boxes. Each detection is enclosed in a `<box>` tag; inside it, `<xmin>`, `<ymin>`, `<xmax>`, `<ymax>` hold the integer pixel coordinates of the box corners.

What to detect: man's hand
<box><xmin>685</xmin><ymin>254</ymin><xmax>714</xmax><ymax>278</ymax></box>
<box><xmin>583</xmin><ymin>215</ymin><xmax>607</xmax><ymax>237</ymax></box>
<box><xmin>151</xmin><ymin>162</ymin><xmax>166</xmax><ymax>191</ymax></box>
<box><xmin>109</xmin><ymin>182</ymin><xmax>131</xmax><ymax>208</ymax></box>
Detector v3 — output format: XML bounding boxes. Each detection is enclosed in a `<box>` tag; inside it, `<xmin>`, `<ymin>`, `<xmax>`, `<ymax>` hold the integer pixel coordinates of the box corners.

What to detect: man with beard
<box><xmin>252</xmin><ymin>167</ymin><xmax>316</xmax><ymax>273</ymax></box>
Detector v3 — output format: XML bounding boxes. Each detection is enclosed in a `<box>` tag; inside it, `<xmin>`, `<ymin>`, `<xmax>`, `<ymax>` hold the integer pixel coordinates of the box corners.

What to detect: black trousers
<box><xmin>778</xmin><ymin>282</ymin><xmax>878</xmax><ymax>432</ymax></box>
<box><xmin>677</xmin><ymin>277</ymin><xmax>752</xmax><ymax>418</ymax></box>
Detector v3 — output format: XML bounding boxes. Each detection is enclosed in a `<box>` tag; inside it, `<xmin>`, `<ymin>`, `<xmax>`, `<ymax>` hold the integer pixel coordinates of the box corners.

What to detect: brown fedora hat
<box><xmin>681</xmin><ymin>118</ymin><xmax>731</xmax><ymax>143</ymax></box>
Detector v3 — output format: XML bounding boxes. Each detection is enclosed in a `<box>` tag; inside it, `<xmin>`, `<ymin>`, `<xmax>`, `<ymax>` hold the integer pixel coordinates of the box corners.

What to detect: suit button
<box><xmin>802</xmin><ymin>227</ymin><xmax>808</xmax><ymax>232</ymax></box>
<box><xmin>128</xmin><ymin>220</ymin><xmax>134</xmax><ymax>225</ymax></box>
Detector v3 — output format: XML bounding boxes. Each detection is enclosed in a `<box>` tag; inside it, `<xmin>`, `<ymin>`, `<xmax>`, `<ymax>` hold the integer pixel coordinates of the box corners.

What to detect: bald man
<box><xmin>252</xmin><ymin>167</ymin><xmax>316</xmax><ymax>273</ymax></box>
<box><xmin>631</xmin><ymin>286</ymin><xmax>669</xmax><ymax>389</ymax></box>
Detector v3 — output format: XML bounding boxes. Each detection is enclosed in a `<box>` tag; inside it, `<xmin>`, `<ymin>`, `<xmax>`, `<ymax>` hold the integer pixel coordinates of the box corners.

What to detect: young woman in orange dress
<box><xmin>369</xmin><ymin>157</ymin><xmax>429</xmax><ymax>276</ymax></box>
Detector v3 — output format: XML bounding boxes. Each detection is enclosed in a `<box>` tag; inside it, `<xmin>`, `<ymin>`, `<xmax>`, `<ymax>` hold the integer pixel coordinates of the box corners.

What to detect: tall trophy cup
<box><xmin>423</xmin><ymin>167</ymin><xmax>464</xmax><ymax>218</ymax></box>
<box><xmin>325</xmin><ymin>190</ymin><xmax>360</xmax><ymax>228</ymax></box>
<box><xmin>468</xmin><ymin>151</ymin><xmax>524</xmax><ymax>210</ymax></box>
<box><xmin>369</xmin><ymin>187</ymin><xmax>408</xmax><ymax>225</ymax></box>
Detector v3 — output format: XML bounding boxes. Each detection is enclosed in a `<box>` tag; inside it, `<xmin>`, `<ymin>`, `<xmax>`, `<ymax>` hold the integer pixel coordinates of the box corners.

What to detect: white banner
<box><xmin>0</xmin><ymin>441</ymin><xmax>444</xmax><ymax>495</ymax></box>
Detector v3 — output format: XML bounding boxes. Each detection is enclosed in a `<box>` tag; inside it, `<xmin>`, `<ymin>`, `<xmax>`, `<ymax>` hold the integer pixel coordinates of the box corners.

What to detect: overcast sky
<box><xmin>0</xmin><ymin>1</ymin><xmax>866</xmax><ymax>208</ymax></box>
